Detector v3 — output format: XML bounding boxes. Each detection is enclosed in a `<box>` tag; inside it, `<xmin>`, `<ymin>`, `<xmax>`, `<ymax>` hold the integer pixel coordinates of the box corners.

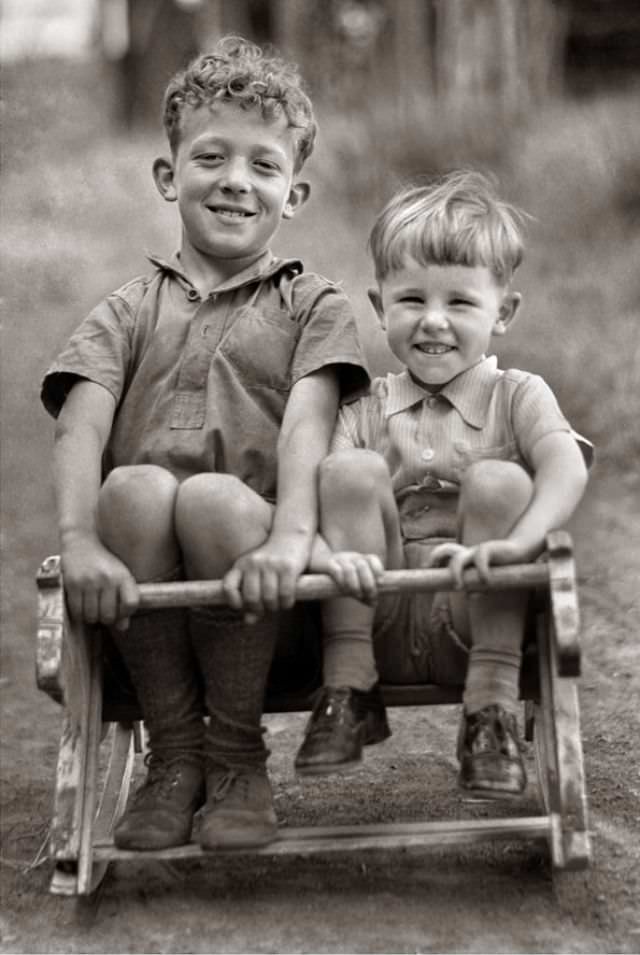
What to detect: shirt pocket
<box><xmin>218</xmin><ymin>305</ymin><xmax>300</xmax><ymax>393</ymax></box>
<box><xmin>452</xmin><ymin>439</ymin><xmax>520</xmax><ymax>477</ymax></box>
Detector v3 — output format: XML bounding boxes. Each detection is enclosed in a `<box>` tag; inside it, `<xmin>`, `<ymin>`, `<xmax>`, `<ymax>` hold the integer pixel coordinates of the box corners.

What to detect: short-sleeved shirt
<box><xmin>331</xmin><ymin>356</ymin><xmax>593</xmax><ymax>541</ymax></box>
<box><xmin>42</xmin><ymin>250</ymin><xmax>370</xmax><ymax>500</ymax></box>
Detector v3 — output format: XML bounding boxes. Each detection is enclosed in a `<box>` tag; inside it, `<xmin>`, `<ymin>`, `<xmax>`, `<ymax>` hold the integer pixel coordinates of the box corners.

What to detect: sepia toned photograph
<box><xmin>1</xmin><ymin>1</ymin><xmax>639</xmax><ymax>952</ymax></box>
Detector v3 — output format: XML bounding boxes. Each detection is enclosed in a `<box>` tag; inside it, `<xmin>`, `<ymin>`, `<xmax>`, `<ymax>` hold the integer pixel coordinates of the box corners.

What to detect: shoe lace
<box><xmin>307</xmin><ymin>688</ymin><xmax>353</xmax><ymax>739</ymax></box>
<box><xmin>206</xmin><ymin>764</ymin><xmax>256</xmax><ymax>806</ymax></box>
<box><xmin>470</xmin><ymin>707</ymin><xmax>522</xmax><ymax>755</ymax></box>
<box><xmin>133</xmin><ymin>752</ymin><xmax>200</xmax><ymax>802</ymax></box>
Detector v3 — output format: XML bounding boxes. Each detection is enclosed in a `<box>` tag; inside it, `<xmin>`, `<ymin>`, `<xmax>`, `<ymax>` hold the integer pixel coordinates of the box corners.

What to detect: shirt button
<box><xmin>187</xmin><ymin>289</ymin><xmax>199</xmax><ymax>301</ymax></box>
<box><xmin>421</xmin><ymin>448</ymin><xmax>435</xmax><ymax>462</ymax></box>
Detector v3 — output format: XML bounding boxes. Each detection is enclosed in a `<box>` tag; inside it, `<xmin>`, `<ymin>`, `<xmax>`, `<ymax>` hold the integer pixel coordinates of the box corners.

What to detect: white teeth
<box><xmin>213</xmin><ymin>209</ymin><xmax>250</xmax><ymax>218</ymax></box>
<box><xmin>417</xmin><ymin>344</ymin><xmax>452</xmax><ymax>355</ymax></box>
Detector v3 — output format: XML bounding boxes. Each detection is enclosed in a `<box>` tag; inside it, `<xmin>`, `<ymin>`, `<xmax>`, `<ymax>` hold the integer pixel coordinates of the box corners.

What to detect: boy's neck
<box><xmin>178</xmin><ymin>243</ymin><xmax>271</xmax><ymax>295</ymax></box>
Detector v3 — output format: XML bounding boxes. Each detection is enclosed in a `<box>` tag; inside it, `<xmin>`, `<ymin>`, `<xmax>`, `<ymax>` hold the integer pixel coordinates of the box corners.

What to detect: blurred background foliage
<box><xmin>1</xmin><ymin>0</ymin><xmax>639</xmax><ymax>554</ymax></box>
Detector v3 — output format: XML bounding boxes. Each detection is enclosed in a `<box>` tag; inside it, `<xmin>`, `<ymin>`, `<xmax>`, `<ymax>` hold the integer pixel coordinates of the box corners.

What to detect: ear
<box><xmin>153</xmin><ymin>157</ymin><xmax>177</xmax><ymax>202</ymax></box>
<box><xmin>368</xmin><ymin>287</ymin><xmax>386</xmax><ymax>328</ymax></box>
<box><xmin>492</xmin><ymin>291</ymin><xmax>521</xmax><ymax>337</ymax></box>
<box><xmin>282</xmin><ymin>181</ymin><xmax>310</xmax><ymax>219</ymax></box>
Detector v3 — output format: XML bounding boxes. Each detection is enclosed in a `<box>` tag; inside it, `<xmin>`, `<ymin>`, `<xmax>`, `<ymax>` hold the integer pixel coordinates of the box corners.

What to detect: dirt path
<box><xmin>1</xmin><ymin>465</ymin><xmax>639</xmax><ymax>954</ymax></box>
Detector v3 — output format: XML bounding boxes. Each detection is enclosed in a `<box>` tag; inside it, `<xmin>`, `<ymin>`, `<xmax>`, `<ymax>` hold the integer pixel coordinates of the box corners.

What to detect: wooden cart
<box><xmin>35</xmin><ymin>530</ymin><xmax>590</xmax><ymax>897</ymax></box>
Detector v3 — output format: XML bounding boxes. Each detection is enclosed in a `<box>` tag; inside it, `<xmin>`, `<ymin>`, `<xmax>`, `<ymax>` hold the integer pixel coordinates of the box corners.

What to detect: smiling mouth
<box><xmin>415</xmin><ymin>343</ymin><xmax>455</xmax><ymax>355</ymax></box>
<box><xmin>208</xmin><ymin>207</ymin><xmax>256</xmax><ymax>219</ymax></box>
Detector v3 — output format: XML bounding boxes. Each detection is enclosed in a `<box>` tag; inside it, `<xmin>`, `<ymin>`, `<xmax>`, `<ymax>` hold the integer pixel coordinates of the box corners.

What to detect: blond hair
<box><xmin>369</xmin><ymin>170</ymin><xmax>526</xmax><ymax>283</ymax></box>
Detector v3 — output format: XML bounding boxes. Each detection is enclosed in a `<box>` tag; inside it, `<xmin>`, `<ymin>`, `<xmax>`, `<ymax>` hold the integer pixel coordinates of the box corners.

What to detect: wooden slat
<box><xmin>93</xmin><ymin>816</ymin><xmax>551</xmax><ymax>861</ymax></box>
<box><xmin>545</xmin><ymin>531</ymin><xmax>581</xmax><ymax>677</ymax></box>
<box><xmin>137</xmin><ymin>563</ymin><xmax>551</xmax><ymax>610</ymax></box>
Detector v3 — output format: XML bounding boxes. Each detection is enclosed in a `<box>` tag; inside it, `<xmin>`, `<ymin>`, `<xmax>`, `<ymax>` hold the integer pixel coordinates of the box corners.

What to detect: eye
<box><xmin>197</xmin><ymin>152</ymin><xmax>224</xmax><ymax>165</ymax></box>
<box><xmin>450</xmin><ymin>297</ymin><xmax>474</xmax><ymax>307</ymax></box>
<box><xmin>254</xmin><ymin>158</ymin><xmax>280</xmax><ymax>173</ymax></box>
<box><xmin>398</xmin><ymin>295</ymin><xmax>424</xmax><ymax>305</ymax></box>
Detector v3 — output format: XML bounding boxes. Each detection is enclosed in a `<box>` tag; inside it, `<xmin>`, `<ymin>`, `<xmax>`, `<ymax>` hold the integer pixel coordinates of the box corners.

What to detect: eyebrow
<box><xmin>190</xmin><ymin>135</ymin><xmax>288</xmax><ymax>161</ymax></box>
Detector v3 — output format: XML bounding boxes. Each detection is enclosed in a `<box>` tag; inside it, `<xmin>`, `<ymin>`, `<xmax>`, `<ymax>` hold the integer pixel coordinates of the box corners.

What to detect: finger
<box><xmin>357</xmin><ymin>561</ymin><xmax>379</xmax><ymax>602</ymax></box>
<box><xmin>114</xmin><ymin>616</ymin><xmax>130</xmax><ymax>632</ymax></box>
<box><xmin>65</xmin><ymin>586</ymin><xmax>84</xmax><ymax>625</ymax></box>
<box><xmin>427</xmin><ymin>543</ymin><xmax>460</xmax><ymax>567</ymax></box>
<box><xmin>119</xmin><ymin>576</ymin><xmax>140</xmax><ymax>619</ymax></box>
<box><xmin>260</xmin><ymin>568</ymin><xmax>281</xmax><ymax>613</ymax></box>
<box><xmin>448</xmin><ymin>550</ymin><xmax>472</xmax><ymax>589</ymax></box>
<box><xmin>82</xmin><ymin>588</ymin><xmax>100</xmax><ymax>624</ymax></box>
<box><xmin>276</xmin><ymin>567</ymin><xmax>297</xmax><ymax>612</ymax></box>
<box><xmin>98</xmin><ymin>588</ymin><xmax>119</xmax><ymax>626</ymax></box>
<box><xmin>367</xmin><ymin>554</ymin><xmax>385</xmax><ymax>579</ymax></box>
<box><xmin>474</xmin><ymin>547</ymin><xmax>492</xmax><ymax>582</ymax></box>
<box><xmin>327</xmin><ymin>560</ymin><xmax>346</xmax><ymax>589</ymax></box>
<box><xmin>241</xmin><ymin>570</ymin><xmax>265</xmax><ymax>618</ymax></box>
<box><xmin>341</xmin><ymin>564</ymin><xmax>363</xmax><ymax>598</ymax></box>
<box><xmin>223</xmin><ymin>567</ymin><xmax>244</xmax><ymax>610</ymax></box>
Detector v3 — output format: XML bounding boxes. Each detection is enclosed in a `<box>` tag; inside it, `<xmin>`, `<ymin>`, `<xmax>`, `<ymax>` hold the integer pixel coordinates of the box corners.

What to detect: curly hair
<box><xmin>369</xmin><ymin>170</ymin><xmax>527</xmax><ymax>284</ymax></box>
<box><xmin>162</xmin><ymin>36</ymin><xmax>316</xmax><ymax>172</ymax></box>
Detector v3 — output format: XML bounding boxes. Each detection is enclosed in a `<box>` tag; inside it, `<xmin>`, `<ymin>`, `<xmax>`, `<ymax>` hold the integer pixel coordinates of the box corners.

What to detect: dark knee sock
<box><xmin>111</xmin><ymin>607</ymin><xmax>204</xmax><ymax>759</ymax></box>
<box><xmin>189</xmin><ymin>607</ymin><xmax>279</xmax><ymax>768</ymax></box>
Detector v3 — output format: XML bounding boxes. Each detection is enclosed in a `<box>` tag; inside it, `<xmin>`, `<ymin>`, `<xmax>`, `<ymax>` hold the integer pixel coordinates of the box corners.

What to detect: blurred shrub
<box><xmin>315</xmin><ymin>87</ymin><xmax>640</xmax><ymax>470</ymax></box>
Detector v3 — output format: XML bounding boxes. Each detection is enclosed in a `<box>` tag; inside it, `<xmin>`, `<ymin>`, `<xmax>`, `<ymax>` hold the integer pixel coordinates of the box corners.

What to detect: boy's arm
<box><xmin>432</xmin><ymin>431</ymin><xmax>588</xmax><ymax>584</ymax></box>
<box><xmin>53</xmin><ymin>379</ymin><xmax>139</xmax><ymax>627</ymax></box>
<box><xmin>223</xmin><ymin>366</ymin><xmax>340</xmax><ymax>618</ymax></box>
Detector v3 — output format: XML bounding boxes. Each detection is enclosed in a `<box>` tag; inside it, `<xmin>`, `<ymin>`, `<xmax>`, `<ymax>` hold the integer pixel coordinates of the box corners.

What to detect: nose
<box><xmin>421</xmin><ymin>305</ymin><xmax>449</xmax><ymax>331</ymax></box>
<box><xmin>219</xmin><ymin>156</ymin><xmax>250</xmax><ymax>193</ymax></box>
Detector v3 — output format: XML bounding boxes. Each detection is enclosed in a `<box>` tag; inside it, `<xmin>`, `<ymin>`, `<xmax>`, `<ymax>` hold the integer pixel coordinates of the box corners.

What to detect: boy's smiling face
<box><xmin>154</xmin><ymin>100</ymin><xmax>309</xmax><ymax>284</ymax></box>
<box><xmin>371</xmin><ymin>258</ymin><xmax>520</xmax><ymax>390</ymax></box>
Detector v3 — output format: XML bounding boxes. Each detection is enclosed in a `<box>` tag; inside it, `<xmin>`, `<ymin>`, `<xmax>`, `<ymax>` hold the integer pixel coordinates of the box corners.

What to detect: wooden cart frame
<box><xmin>36</xmin><ymin>530</ymin><xmax>590</xmax><ymax>897</ymax></box>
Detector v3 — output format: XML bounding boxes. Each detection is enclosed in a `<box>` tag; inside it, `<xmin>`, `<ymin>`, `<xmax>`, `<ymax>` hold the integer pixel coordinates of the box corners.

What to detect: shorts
<box><xmin>373</xmin><ymin>539</ymin><xmax>470</xmax><ymax>685</ymax></box>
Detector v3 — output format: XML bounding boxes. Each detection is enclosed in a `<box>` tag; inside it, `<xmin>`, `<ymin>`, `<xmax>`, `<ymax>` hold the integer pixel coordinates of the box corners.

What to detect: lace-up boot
<box><xmin>199</xmin><ymin>764</ymin><xmax>278</xmax><ymax>850</ymax></box>
<box><xmin>114</xmin><ymin>752</ymin><xmax>205</xmax><ymax>849</ymax></box>
<box><xmin>457</xmin><ymin>704</ymin><xmax>527</xmax><ymax>798</ymax></box>
<box><xmin>294</xmin><ymin>684</ymin><xmax>391</xmax><ymax>776</ymax></box>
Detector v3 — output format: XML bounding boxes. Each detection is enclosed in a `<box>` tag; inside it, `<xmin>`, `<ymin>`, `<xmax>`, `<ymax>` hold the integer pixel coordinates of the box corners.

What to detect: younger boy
<box><xmin>297</xmin><ymin>170</ymin><xmax>591</xmax><ymax>797</ymax></box>
<box><xmin>41</xmin><ymin>37</ymin><xmax>370</xmax><ymax>850</ymax></box>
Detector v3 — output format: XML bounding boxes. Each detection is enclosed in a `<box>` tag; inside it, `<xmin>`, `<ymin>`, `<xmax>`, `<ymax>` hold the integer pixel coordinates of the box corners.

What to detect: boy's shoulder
<box><xmin>277</xmin><ymin>267</ymin><xmax>345</xmax><ymax>321</ymax></box>
<box><xmin>103</xmin><ymin>262</ymin><xmax>167</xmax><ymax>316</ymax></box>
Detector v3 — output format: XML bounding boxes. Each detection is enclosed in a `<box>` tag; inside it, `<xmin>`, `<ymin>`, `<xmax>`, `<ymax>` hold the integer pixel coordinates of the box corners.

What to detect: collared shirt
<box><xmin>42</xmin><ymin>250</ymin><xmax>369</xmax><ymax>499</ymax></box>
<box><xmin>331</xmin><ymin>356</ymin><xmax>593</xmax><ymax>540</ymax></box>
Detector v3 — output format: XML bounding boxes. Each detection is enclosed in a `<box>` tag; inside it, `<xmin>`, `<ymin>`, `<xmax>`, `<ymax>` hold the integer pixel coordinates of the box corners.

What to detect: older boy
<box><xmin>41</xmin><ymin>37</ymin><xmax>370</xmax><ymax>851</ymax></box>
<box><xmin>298</xmin><ymin>170</ymin><xmax>591</xmax><ymax>798</ymax></box>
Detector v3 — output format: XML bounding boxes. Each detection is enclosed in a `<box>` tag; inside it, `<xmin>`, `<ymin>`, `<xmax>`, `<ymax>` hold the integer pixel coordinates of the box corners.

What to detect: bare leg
<box><xmin>294</xmin><ymin>451</ymin><xmax>399</xmax><ymax>776</ymax></box>
<box><xmin>448</xmin><ymin>460</ymin><xmax>533</xmax><ymax>715</ymax></box>
<box><xmin>449</xmin><ymin>460</ymin><xmax>533</xmax><ymax>797</ymax></box>
<box><xmin>318</xmin><ymin>449</ymin><xmax>404</xmax><ymax>690</ymax></box>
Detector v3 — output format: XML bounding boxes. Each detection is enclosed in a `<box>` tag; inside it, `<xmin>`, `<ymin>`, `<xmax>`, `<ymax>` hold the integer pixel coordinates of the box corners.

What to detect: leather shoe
<box><xmin>457</xmin><ymin>704</ymin><xmax>527</xmax><ymax>798</ymax></box>
<box><xmin>294</xmin><ymin>684</ymin><xmax>391</xmax><ymax>776</ymax></box>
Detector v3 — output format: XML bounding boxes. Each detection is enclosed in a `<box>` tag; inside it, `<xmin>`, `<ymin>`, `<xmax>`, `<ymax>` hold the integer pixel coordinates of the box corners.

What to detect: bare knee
<box><xmin>319</xmin><ymin>449</ymin><xmax>390</xmax><ymax>506</ymax></box>
<box><xmin>175</xmin><ymin>474</ymin><xmax>258</xmax><ymax>536</ymax></box>
<box><xmin>460</xmin><ymin>460</ymin><xmax>532</xmax><ymax>531</ymax></box>
<box><xmin>175</xmin><ymin>474</ymin><xmax>271</xmax><ymax>575</ymax></box>
<box><xmin>97</xmin><ymin>465</ymin><xmax>179</xmax><ymax>571</ymax></box>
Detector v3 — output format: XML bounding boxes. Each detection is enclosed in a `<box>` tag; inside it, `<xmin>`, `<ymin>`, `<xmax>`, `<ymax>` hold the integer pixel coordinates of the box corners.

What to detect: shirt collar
<box><xmin>385</xmin><ymin>356</ymin><xmax>499</xmax><ymax>429</ymax></box>
<box><xmin>147</xmin><ymin>250</ymin><xmax>303</xmax><ymax>295</ymax></box>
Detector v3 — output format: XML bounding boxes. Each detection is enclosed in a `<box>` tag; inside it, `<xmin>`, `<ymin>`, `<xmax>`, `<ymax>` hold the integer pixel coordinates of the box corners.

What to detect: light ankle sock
<box><xmin>322</xmin><ymin>626</ymin><xmax>378</xmax><ymax>691</ymax></box>
<box><xmin>462</xmin><ymin>647</ymin><xmax>522</xmax><ymax>716</ymax></box>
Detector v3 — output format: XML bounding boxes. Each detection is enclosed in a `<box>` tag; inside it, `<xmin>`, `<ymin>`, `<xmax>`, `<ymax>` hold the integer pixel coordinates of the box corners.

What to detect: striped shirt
<box><xmin>330</xmin><ymin>356</ymin><xmax>592</xmax><ymax>541</ymax></box>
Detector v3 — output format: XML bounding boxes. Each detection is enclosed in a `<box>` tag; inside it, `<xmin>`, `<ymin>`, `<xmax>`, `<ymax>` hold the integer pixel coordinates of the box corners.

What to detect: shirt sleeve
<box><xmin>511</xmin><ymin>373</ymin><xmax>594</xmax><ymax>468</ymax></box>
<box><xmin>41</xmin><ymin>295</ymin><xmax>134</xmax><ymax>418</ymax></box>
<box><xmin>288</xmin><ymin>275</ymin><xmax>370</xmax><ymax>399</ymax></box>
